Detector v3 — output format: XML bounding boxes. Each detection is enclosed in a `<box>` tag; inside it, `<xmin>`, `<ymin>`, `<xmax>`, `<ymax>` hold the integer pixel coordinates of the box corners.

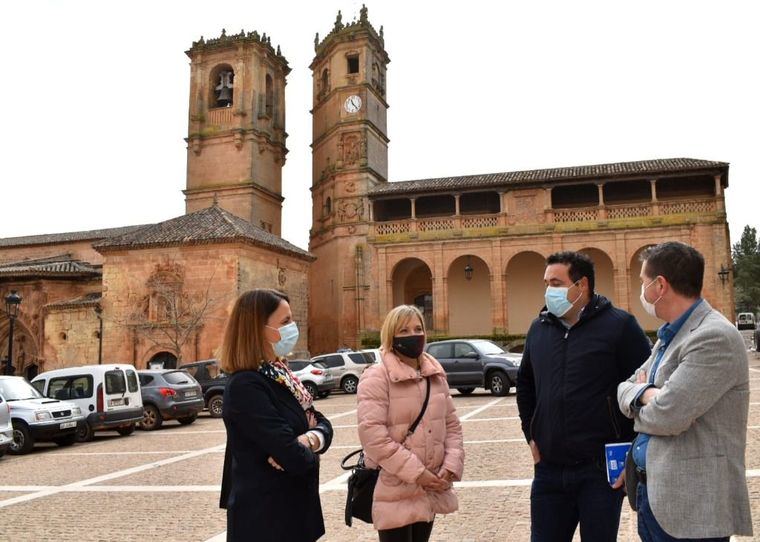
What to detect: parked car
<box><xmin>737</xmin><ymin>312</ymin><xmax>756</xmax><ymax>330</ymax></box>
<box><xmin>178</xmin><ymin>359</ymin><xmax>227</xmax><ymax>418</ymax></box>
<box><xmin>310</xmin><ymin>351</ymin><xmax>377</xmax><ymax>394</ymax></box>
<box><xmin>0</xmin><ymin>391</ymin><xmax>13</xmax><ymax>457</ymax></box>
<box><xmin>32</xmin><ymin>364</ymin><xmax>143</xmax><ymax>442</ymax></box>
<box><xmin>425</xmin><ymin>339</ymin><xmax>522</xmax><ymax>396</ymax></box>
<box><xmin>137</xmin><ymin>370</ymin><xmax>205</xmax><ymax>430</ymax></box>
<box><xmin>0</xmin><ymin>375</ymin><xmax>85</xmax><ymax>454</ymax></box>
<box><xmin>288</xmin><ymin>360</ymin><xmax>334</xmax><ymax>399</ymax></box>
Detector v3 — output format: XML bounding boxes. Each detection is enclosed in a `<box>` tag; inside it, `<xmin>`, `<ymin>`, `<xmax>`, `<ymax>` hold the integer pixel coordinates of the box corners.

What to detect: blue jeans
<box><xmin>636</xmin><ymin>483</ymin><xmax>729</xmax><ymax>542</ymax></box>
<box><xmin>530</xmin><ymin>460</ymin><xmax>624</xmax><ymax>542</ymax></box>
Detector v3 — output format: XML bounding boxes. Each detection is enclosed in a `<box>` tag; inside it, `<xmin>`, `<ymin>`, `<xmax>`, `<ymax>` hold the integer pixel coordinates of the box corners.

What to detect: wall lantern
<box><xmin>464</xmin><ymin>257</ymin><xmax>474</xmax><ymax>281</ymax></box>
<box><xmin>718</xmin><ymin>264</ymin><xmax>731</xmax><ymax>287</ymax></box>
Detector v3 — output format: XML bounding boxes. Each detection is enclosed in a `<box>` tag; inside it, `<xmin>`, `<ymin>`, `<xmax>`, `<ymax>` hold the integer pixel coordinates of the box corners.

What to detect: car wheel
<box><xmin>318</xmin><ymin>391</ymin><xmax>331</xmax><ymax>399</ymax></box>
<box><xmin>117</xmin><ymin>423</ymin><xmax>136</xmax><ymax>436</ymax></box>
<box><xmin>208</xmin><ymin>395</ymin><xmax>224</xmax><ymax>418</ymax></box>
<box><xmin>177</xmin><ymin>413</ymin><xmax>197</xmax><ymax>425</ymax></box>
<box><xmin>341</xmin><ymin>375</ymin><xmax>359</xmax><ymax>394</ymax></box>
<box><xmin>303</xmin><ymin>381</ymin><xmax>318</xmax><ymax>399</ymax></box>
<box><xmin>10</xmin><ymin>421</ymin><xmax>34</xmax><ymax>455</ymax></box>
<box><xmin>53</xmin><ymin>433</ymin><xmax>77</xmax><ymax>447</ymax></box>
<box><xmin>488</xmin><ymin>371</ymin><xmax>510</xmax><ymax>397</ymax></box>
<box><xmin>76</xmin><ymin>421</ymin><xmax>94</xmax><ymax>443</ymax></box>
<box><xmin>141</xmin><ymin>405</ymin><xmax>163</xmax><ymax>431</ymax></box>
<box><xmin>457</xmin><ymin>387</ymin><xmax>476</xmax><ymax>395</ymax></box>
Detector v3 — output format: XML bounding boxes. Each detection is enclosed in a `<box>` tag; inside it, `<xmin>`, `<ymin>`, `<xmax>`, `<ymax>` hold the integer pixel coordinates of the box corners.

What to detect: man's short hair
<box><xmin>546</xmin><ymin>251</ymin><xmax>595</xmax><ymax>293</ymax></box>
<box><xmin>640</xmin><ymin>242</ymin><xmax>704</xmax><ymax>298</ymax></box>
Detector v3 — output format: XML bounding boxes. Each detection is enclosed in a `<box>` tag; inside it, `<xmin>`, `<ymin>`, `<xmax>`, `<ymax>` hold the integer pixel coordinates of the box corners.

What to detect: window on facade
<box><xmin>325</xmin><ymin>197</ymin><xmax>332</xmax><ymax>216</ymax></box>
<box><xmin>211</xmin><ymin>65</ymin><xmax>234</xmax><ymax>108</ymax></box>
<box><xmin>265</xmin><ymin>74</ymin><xmax>274</xmax><ymax>117</ymax></box>
<box><xmin>604</xmin><ymin>180</ymin><xmax>652</xmax><ymax>205</ymax></box>
<box><xmin>460</xmin><ymin>191</ymin><xmax>500</xmax><ymax>214</ymax></box>
<box><xmin>656</xmin><ymin>175</ymin><xmax>715</xmax><ymax>199</ymax></box>
<box><xmin>347</xmin><ymin>55</ymin><xmax>359</xmax><ymax>75</ymax></box>
<box><xmin>551</xmin><ymin>184</ymin><xmax>599</xmax><ymax>209</ymax></box>
<box><xmin>374</xmin><ymin>198</ymin><xmax>412</xmax><ymax>221</ymax></box>
<box><xmin>416</xmin><ymin>195</ymin><xmax>456</xmax><ymax>218</ymax></box>
<box><xmin>320</xmin><ymin>68</ymin><xmax>330</xmax><ymax>96</ymax></box>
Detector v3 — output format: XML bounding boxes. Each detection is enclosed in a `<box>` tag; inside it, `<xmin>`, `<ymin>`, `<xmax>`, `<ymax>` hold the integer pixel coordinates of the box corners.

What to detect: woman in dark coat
<box><xmin>219</xmin><ymin>289</ymin><xmax>333</xmax><ymax>542</ymax></box>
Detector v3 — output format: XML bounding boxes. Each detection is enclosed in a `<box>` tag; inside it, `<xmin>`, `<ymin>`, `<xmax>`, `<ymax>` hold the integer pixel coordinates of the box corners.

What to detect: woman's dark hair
<box><xmin>640</xmin><ymin>242</ymin><xmax>703</xmax><ymax>298</ymax></box>
<box><xmin>546</xmin><ymin>251</ymin><xmax>595</xmax><ymax>293</ymax></box>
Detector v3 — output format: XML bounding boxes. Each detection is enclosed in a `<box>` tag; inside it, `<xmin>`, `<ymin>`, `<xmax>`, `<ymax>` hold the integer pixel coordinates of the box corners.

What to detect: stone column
<box><xmin>545</xmin><ymin>187</ymin><xmax>555</xmax><ymax>223</ymax></box>
<box><xmin>714</xmin><ymin>174</ymin><xmax>725</xmax><ymax>211</ymax></box>
<box><xmin>597</xmin><ymin>183</ymin><xmax>607</xmax><ymax>220</ymax></box>
<box><xmin>410</xmin><ymin>198</ymin><xmax>417</xmax><ymax>219</ymax></box>
<box><xmin>454</xmin><ymin>194</ymin><xmax>462</xmax><ymax>229</ymax></box>
<box><xmin>650</xmin><ymin>179</ymin><xmax>659</xmax><ymax>215</ymax></box>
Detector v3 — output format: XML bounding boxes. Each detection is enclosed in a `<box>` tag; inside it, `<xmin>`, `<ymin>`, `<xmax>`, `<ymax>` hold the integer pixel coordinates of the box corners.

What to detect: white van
<box><xmin>32</xmin><ymin>364</ymin><xmax>143</xmax><ymax>442</ymax></box>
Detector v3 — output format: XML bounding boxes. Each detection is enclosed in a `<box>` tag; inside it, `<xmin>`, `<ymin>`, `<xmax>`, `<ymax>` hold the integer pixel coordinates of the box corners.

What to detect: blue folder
<box><xmin>605</xmin><ymin>442</ymin><xmax>631</xmax><ymax>485</ymax></box>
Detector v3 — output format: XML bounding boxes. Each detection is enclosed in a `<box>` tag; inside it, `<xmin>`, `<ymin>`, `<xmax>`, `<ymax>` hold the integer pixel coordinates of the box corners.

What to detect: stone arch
<box><xmin>209</xmin><ymin>63</ymin><xmax>234</xmax><ymax>108</ymax></box>
<box><xmin>447</xmin><ymin>255</ymin><xmax>492</xmax><ymax>336</ymax></box>
<box><xmin>505</xmin><ymin>251</ymin><xmax>546</xmax><ymax>334</ymax></box>
<box><xmin>629</xmin><ymin>245</ymin><xmax>661</xmax><ymax>331</ymax></box>
<box><xmin>578</xmin><ymin>247</ymin><xmax>616</xmax><ymax>303</ymax></box>
<box><xmin>0</xmin><ymin>318</ymin><xmax>39</xmax><ymax>376</ymax></box>
<box><xmin>147</xmin><ymin>351</ymin><xmax>178</xmax><ymax>370</ymax></box>
<box><xmin>391</xmin><ymin>258</ymin><xmax>433</xmax><ymax>330</ymax></box>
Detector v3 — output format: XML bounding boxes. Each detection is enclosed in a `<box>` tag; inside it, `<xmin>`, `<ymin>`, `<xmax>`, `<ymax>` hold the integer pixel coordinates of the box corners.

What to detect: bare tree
<box><xmin>125</xmin><ymin>263</ymin><xmax>229</xmax><ymax>365</ymax></box>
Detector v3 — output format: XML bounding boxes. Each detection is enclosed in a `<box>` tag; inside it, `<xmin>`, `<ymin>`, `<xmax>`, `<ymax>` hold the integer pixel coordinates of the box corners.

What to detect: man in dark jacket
<box><xmin>517</xmin><ymin>251</ymin><xmax>651</xmax><ymax>542</ymax></box>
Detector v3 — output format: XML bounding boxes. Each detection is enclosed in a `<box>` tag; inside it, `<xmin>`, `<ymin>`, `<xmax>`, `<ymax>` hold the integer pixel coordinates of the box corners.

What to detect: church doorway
<box><xmin>148</xmin><ymin>351</ymin><xmax>178</xmax><ymax>370</ymax></box>
<box><xmin>391</xmin><ymin>258</ymin><xmax>433</xmax><ymax>329</ymax></box>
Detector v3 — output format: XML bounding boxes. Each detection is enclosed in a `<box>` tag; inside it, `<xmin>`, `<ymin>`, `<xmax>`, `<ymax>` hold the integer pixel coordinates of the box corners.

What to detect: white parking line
<box><xmin>462</xmin><ymin>416</ymin><xmax>520</xmax><ymax>423</ymax></box>
<box><xmin>0</xmin><ymin>443</ymin><xmax>225</xmax><ymax>509</ymax></box>
<box><xmin>459</xmin><ymin>398</ymin><xmax>505</xmax><ymax>421</ymax></box>
<box><xmin>51</xmin><ymin>450</ymin><xmax>221</xmax><ymax>456</ymax></box>
<box><xmin>330</xmin><ymin>438</ymin><xmax>525</xmax><ymax>450</ymax></box>
<box><xmin>327</xmin><ymin>408</ymin><xmax>357</xmax><ymax>420</ymax></box>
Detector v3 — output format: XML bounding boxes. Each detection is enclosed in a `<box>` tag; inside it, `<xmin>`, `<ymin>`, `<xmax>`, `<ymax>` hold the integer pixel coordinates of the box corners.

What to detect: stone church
<box><xmin>0</xmin><ymin>8</ymin><xmax>736</xmax><ymax>376</ymax></box>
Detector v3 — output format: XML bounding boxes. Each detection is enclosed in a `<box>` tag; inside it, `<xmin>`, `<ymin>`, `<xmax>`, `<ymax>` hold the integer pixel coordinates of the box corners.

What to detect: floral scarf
<box><xmin>258</xmin><ymin>359</ymin><xmax>313</xmax><ymax>410</ymax></box>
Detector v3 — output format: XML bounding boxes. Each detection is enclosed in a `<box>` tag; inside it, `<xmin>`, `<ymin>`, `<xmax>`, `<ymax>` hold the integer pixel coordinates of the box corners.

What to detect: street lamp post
<box><xmin>4</xmin><ymin>290</ymin><xmax>22</xmax><ymax>376</ymax></box>
<box><xmin>94</xmin><ymin>304</ymin><xmax>103</xmax><ymax>365</ymax></box>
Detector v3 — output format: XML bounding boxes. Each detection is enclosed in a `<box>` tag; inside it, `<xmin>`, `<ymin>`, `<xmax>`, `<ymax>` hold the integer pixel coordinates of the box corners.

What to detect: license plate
<box><xmin>109</xmin><ymin>398</ymin><xmax>124</xmax><ymax>407</ymax></box>
<box><xmin>60</xmin><ymin>421</ymin><xmax>76</xmax><ymax>429</ymax></box>
<box><xmin>184</xmin><ymin>390</ymin><xmax>197</xmax><ymax>398</ymax></box>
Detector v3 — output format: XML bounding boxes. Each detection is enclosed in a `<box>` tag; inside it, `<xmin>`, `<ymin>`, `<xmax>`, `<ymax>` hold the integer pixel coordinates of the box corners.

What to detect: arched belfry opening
<box><xmin>210</xmin><ymin>64</ymin><xmax>234</xmax><ymax>108</ymax></box>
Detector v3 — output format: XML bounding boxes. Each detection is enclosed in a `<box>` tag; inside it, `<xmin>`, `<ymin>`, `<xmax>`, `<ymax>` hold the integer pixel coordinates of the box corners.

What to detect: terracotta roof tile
<box><xmin>0</xmin><ymin>254</ymin><xmax>101</xmax><ymax>278</ymax></box>
<box><xmin>369</xmin><ymin>158</ymin><xmax>728</xmax><ymax>197</ymax></box>
<box><xmin>94</xmin><ymin>205</ymin><xmax>314</xmax><ymax>261</ymax></box>
<box><xmin>0</xmin><ymin>225</ymin><xmax>148</xmax><ymax>248</ymax></box>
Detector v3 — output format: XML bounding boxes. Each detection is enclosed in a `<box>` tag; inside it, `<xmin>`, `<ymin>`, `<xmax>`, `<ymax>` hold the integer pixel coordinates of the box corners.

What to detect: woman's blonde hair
<box><xmin>219</xmin><ymin>288</ymin><xmax>289</xmax><ymax>373</ymax></box>
<box><xmin>380</xmin><ymin>305</ymin><xmax>426</xmax><ymax>352</ymax></box>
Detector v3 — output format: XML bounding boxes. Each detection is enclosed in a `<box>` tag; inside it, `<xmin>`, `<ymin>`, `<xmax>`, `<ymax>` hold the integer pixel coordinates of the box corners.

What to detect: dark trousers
<box><xmin>530</xmin><ymin>460</ymin><xmax>624</xmax><ymax>542</ymax></box>
<box><xmin>636</xmin><ymin>483</ymin><xmax>729</xmax><ymax>542</ymax></box>
<box><xmin>378</xmin><ymin>521</ymin><xmax>434</xmax><ymax>542</ymax></box>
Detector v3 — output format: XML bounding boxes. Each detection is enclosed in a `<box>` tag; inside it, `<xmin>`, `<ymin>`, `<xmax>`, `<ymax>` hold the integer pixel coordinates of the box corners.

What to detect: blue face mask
<box><xmin>545</xmin><ymin>282</ymin><xmax>581</xmax><ymax>318</ymax></box>
<box><xmin>268</xmin><ymin>322</ymin><xmax>299</xmax><ymax>358</ymax></box>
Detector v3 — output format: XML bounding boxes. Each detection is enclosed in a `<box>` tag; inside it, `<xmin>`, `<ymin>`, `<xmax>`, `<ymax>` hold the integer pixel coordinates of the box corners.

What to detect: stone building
<box><xmin>0</xmin><ymin>9</ymin><xmax>739</xmax><ymax>372</ymax></box>
<box><xmin>0</xmin><ymin>30</ymin><xmax>312</xmax><ymax>376</ymax></box>
<box><xmin>307</xmin><ymin>10</ymin><xmax>735</xmax><ymax>354</ymax></box>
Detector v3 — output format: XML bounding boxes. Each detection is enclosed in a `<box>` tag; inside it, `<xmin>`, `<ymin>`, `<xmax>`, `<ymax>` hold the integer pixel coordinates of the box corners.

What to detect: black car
<box><xmin>425</xmin><ymin>339</ymin><xmax>522</xmax><ymax>396</ymax></box>
<box><xmin>178</xmin><ymin>359</ymin><xmax>227</xmax><ymax>418</ymax></box>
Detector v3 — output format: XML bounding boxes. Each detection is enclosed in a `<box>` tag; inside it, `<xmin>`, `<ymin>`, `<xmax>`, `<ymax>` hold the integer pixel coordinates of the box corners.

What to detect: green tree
<box><xmin>732</xmin><ymin>225</ymin><xmax>760</xmax><ymax>314</ymax></box>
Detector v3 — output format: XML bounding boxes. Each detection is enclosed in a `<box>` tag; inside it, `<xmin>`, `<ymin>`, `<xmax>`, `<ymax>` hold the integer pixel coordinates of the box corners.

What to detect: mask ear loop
<box><xmin>569</xmin><ymin>280</ymin><xmax>584</xmax><ymax>306</ymax></box>
<box><xmin>643</xmin><ymin>278</ymin><xmax>664</xmax><ymax>306</ymax></box>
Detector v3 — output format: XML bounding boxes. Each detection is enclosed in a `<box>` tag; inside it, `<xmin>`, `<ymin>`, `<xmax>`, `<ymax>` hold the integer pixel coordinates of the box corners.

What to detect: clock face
<box><xmin>344</xmin><ymin>95</ymin><xmax>362</xmax><ymax>113</ymax></box>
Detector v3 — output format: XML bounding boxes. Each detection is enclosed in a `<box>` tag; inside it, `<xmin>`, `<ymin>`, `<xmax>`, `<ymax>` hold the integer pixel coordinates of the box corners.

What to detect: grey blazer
<box><xmin>618</xmin><ymin>300</ymin><xmax>752</xmax><ymax>538</ymax></box>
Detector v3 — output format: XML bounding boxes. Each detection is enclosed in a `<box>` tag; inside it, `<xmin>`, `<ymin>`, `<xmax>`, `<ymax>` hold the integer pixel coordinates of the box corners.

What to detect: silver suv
<box><xmin>310</xmin><ymin>351</ymin><xmax>376</xmax><ymax>394</ymax></box>
<box><xmin>0</xmin><ymin>376</ymin><xmax>85</xmax><ymax>454</ymax></box>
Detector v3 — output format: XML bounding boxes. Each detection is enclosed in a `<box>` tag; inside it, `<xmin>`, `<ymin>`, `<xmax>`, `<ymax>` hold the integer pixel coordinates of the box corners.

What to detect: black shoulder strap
<box><xmin>407</xmin><ymin>377</ymin><xmax>431</xmax><ymax>437</ymax></box>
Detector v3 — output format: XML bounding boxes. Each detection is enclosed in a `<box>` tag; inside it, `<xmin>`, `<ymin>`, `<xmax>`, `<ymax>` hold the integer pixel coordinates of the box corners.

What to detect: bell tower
<box><xmin>308</xmin><ymin>6</ymin><xmax>390</xmax><ymax>353</ymax></box>
<box><xmin>184</xmin><ymin>29</ymin><xmax>289</xmax><ymax>235</ymax></box>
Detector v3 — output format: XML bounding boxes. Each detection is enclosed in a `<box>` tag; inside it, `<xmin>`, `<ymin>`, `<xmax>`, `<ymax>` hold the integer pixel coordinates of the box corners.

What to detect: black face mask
<box><xmin>392</xmin><ymin>334</ymin><xmax>426</xmax><ymax>359</ymax></box>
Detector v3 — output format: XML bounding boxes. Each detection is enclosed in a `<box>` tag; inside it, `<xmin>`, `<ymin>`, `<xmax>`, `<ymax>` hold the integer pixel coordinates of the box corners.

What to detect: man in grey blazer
<box><xmin>618</xmin><ymin>241</ymin><xmax>752</xmax><ymax>541</ymax></box>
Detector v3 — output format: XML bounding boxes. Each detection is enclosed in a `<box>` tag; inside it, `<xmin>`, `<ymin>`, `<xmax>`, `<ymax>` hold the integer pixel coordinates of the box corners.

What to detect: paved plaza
<box><xmin>2</xmin><ymin>358</ymin><xmax>760</xmax><ymax>541</ymax></box>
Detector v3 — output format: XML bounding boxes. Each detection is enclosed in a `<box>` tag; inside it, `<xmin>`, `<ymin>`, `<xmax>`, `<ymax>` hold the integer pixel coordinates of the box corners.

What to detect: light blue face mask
<box><xmin>268</xmin><ymin>321</ymin><xmax>299</xmax><ymax>357</ymax></box>
<box><xmin>545</xmin><ymin>282</ymin><xmax>581</xmax><ymax>318</ymax></box>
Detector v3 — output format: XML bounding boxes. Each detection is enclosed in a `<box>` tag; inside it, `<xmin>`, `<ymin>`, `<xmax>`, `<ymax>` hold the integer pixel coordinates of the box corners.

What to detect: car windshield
<box><xmin>474</xmin><ymin>341</ymin><xmax>507</xmax><ymax>355</ymax></box>
<box><xmin>0</xmin><ymin>378</ymin><xmax>44</xmax><ymax>401</ymax></box>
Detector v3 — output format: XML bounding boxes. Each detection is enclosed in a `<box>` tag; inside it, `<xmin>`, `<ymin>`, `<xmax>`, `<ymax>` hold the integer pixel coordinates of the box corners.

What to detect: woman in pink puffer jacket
<box><xmin>357</xmin><ymin>305</ymin><xmax>464</xmax><ymax>542</ymax></box>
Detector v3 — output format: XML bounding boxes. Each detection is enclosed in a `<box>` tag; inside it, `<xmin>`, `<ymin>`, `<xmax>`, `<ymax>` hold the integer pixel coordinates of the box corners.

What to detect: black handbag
<box><xmin>342</xmin><ymin>377</ymin><xmax>431</xmax><ymax>526</ymax></box>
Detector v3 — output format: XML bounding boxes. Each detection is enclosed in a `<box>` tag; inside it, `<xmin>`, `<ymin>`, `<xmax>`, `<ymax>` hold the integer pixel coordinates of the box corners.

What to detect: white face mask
<box><xmin>640</xmin><ymin>279</ymin><xmax>662</xmax><ymax>318</ymax></box>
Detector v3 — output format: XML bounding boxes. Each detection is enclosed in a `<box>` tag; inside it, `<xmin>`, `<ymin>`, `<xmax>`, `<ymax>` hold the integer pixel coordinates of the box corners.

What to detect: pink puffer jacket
<box><xmin>357</xmin><ymin>348</ymin><xmax>464</xmax><ymax>530</ymax></box>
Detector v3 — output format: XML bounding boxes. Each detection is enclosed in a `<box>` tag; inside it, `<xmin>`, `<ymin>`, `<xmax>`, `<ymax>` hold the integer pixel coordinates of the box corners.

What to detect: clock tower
<box><xmin>309</xmin><ymin>6</ymin><xmax>390</xmax><ymax>353</ymax></box>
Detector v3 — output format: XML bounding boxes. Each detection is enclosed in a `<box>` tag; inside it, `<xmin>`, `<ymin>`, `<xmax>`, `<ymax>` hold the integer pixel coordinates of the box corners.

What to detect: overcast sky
<box><xmin>1</xmin><ymin>1</ymin><xmax>758</xmax><ymax>250</ymax></box>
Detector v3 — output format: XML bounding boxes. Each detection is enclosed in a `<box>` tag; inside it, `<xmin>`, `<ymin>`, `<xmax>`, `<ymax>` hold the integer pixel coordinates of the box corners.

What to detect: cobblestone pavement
<box><xmin>1</xmin><ymin>355</ymin><xmax>760</xmax><ymax>541</ymax></box>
